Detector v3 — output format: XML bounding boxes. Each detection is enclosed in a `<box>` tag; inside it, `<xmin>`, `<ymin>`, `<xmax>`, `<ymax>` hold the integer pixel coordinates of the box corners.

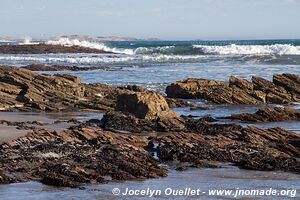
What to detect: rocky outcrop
<box><xmin>100</xmin><ymin>91</ymin><xmax>186</xmax><ymax>132</ymax></box>
<box><xmin>116</xmin><ymin>91</ymin><xmax>179</xmax><ymax>120</ymax></box>
<box><xmin>166</xmin><ymin>74</ymin><xmax>300</xmax><ymax>104</ymax></box>
<box><xmin>0</xmin><ymin>44</ymin><xmax>110</xmax><ymax>54</ymax></box>
<box><xmin>224</xmin><ymin>107</ymin><xmax>300</xmax><ymax>122</ymax></box>
<box><xmin>0</xmin><ymin>66</ymin><xmax>86</xmax><ymax>111</ymax></box>
<box><xmin>22</xmin><ymin>64</ymin><xmax>121</xmax><ymax>71</ymax></box>
<box><xmin>0</xmin><ymin>66</ymin><xmax>139</xmax><ymax>112</ymax></box>
<box><xmin>100</xmin><ymin>111</ymin><xmax>185</xmax><ymax>133</ymax></box>
<box><xmin>154</xmin><ymin>123</ymin><xmax>300</xmax><ymax>173</ymax></box>
<box><xmin>0</xmin><ymin>128</ymin><xmax>167</xmax><ymax>187</ymax></box>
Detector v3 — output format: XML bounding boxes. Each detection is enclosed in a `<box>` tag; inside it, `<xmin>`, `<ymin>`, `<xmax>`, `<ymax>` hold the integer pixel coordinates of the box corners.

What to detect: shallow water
<box><xmin>0</xmin><ymin>112</ymin><xmax>103</xmax><ymax>143</ymax></box>
<box><xmin>0</xmin><ymin>166</ymin><xmax>299</xmax><ymax>200</ymax></box>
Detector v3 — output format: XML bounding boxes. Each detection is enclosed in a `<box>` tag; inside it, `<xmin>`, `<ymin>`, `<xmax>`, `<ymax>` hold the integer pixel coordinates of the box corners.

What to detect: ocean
<box><xmin>0</xmin><ymin>38</ymin><xmax>300</xmax><ymax>93</ymax></box>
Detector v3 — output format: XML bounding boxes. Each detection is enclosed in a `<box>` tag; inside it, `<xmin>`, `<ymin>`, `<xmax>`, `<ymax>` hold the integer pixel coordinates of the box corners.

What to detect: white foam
<box><xmin>134</xmin><ymin>46</ymin><xmax>175</xmax><ymax>54</ymax></box>
<box><xmin>0</xmin><ymin>55</ymin><xmax>136</xmax><ymax>64</ymax></box>
<box><xmin>21</xmin><ymin>36</ymin><xmax>39</xmax><ymax>45</ymax></box>
<box><xmin>0</xmin><ymin>54</ymin><xmax>207</xmax><ymax>64</ymax></box>
<box><xmin>193</xmin><ymin>44</ymin><xmax>300</xmax><ymax>55</ymax></box>
<box><xmin>46</xmin><ymin>38</ymin><xmax>134</xmax><ymax>55</ymax></box>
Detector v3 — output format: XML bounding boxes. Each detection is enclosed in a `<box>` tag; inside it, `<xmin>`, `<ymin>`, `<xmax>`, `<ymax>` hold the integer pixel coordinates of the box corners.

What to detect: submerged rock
<box><xmin>166</xmin><ymin>74</ymin><xmax>300</xmax><ymax>104</ymax></box>
<box><xmin>224</xmin><ymin>107</ymin><xmax>300</xmax><ymax>122</ymax></box>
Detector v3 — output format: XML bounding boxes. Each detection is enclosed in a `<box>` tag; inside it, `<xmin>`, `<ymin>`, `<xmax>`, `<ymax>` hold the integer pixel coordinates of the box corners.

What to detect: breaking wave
<box><xmin>46</xmin><ymin>38</ymin><xmax>134</xmax><ymax>55</ymax></box>
<box><xmin>44</xmin><ymin>38</ymin><xmax>300</xmax><ymax>56</ymax></box>
<box><xmin>0</xmin><ymin>54</ymin><xmax>207</xmax><ymax>64</ymax></box>
<box><xmin>193</xmin><ymin>44</ymin><xmax>300</xmax><ymax>55</ymax></box>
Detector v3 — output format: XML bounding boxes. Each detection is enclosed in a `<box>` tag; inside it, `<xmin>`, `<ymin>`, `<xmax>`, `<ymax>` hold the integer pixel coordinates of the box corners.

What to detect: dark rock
<box><xmin>0</xmin><ymin>44</ymin><xmax>110</xmax><ymax>54</ymax></box>
<box><xmin>224</xmin><ymin>107</ymin><xmax>300</xmax><ymax>122</ymax></box>
<box><xmin>165</xmin><ymin>98</ymin><xmax>196</xmax><ymax>108</ymax></box>
<box><xmin>118</xmin><ymin>85</ymin><xmax>147</xmax><ymax>92</ymax></box>
<box><xmin>101</xmin><ymin>111</ymin><xmax>185</xmax><ymax>133</ymax></box>
<box><xmin>22</xmin><ymin>64</ymin><xmax>121</xmax><ymax>72</ymax></box>
<box><xmin>0</xmin><ymin>128</ymin><xmax>168</xmax><ymax>187</ymax></box>
<box><xmin>154</xmin><ymin>125</ymin><xmax>300</xmax><ymax>173</ymax></box>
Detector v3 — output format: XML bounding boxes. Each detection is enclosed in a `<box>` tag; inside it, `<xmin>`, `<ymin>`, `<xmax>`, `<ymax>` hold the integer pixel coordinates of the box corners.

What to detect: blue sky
<box><xmin>0</xmin><ymin>0</ymin><xmax>299</xmax><ymax>40</ymax></box>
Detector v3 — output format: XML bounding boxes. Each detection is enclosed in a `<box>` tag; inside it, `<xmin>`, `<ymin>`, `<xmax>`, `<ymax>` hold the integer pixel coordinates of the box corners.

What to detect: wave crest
<box><xmin>46</xmin><ymin>38</ymin><xmax>134</xmax><ymax>55</ymax></box>
<box><xmin>193</xmin><ymin>44</ymin><xmax>300</xmax><ymax>55</ymax></box>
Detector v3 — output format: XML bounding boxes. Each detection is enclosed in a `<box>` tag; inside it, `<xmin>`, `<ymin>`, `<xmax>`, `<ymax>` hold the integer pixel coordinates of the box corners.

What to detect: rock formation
<box><xmin>224</xmin><ymin>107</ymin><xmax>300</xmax><ymax>122</ymax></box>
<box><xmin>166</xmin><ymin>74</ymin><xmax>300</xmax><ymax>104</ymax></box>
<box><xmin>0</xmin><ymin>44</ymin><xmax>110</xmax><ymax>54</ymax></box>
<box><xmin>22</xmin><ymin>64</ymin><xmax>121</xmax><ymax>71</ymax></box>
<box><xmin>0</xmin><ymin>128</ymin><xmax>167</xmax><ymax>187</ymax></box>
<box><xmin>0</xmin><ymin>66</ymin><xmax>186</xmax><ymax>112</ymax></box>
<box><xmin>101</xmin><ymin>91</ymin><xmax>186</xmax><ymax>132</ymax></box>
<box><xmin>154</xmin><ymin>123</ymin><xmax>300</xmax><ymax>173</ymax></box>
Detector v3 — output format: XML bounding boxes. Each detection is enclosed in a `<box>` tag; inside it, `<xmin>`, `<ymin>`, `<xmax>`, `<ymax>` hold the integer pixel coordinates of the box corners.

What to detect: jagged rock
<box><xmin>224</xmin><ymin>107</ymin><xmax>300</xmax><ymax>122</ymax></box>
<box><xmin>118</xmin><ymin>85</ymin><xmax>147</xmax><ymax>92</ymax></box>
<box><xmin>22</xmin><ymin>64</ymin><xmax>120</xmax><ymax>72</ymax></box>
<box><xmin>229</xmin><ymin>76</ymin><xmax>253</xmax><ymax>92</ymax></box>
<box><xmin>166</xmin><ymin>74</ymin><xmax>300</xmax><ymax>104</ymax></box>
<box><xmin>0</xmin><ymin>44</ymin><xmax>110</xmax><ymax>54</ymax></box>
<box><xmin>0</xmin><ymin>128</ymin><xmax>168</xmax><ymax>187</ymax></box>
<box><xmin>101</xmin><ymin>111</ymin><xmax>185</xmax><ymax>133</ymax></box>
<box><xmin>165</xmin><ymin>97</ymin><xmax>196</xmax><ymax>108</ymax></box>
<box><xmin>166</xmin><ymin>78</ymin><xmax>229</xmax><ymax>100</ymax></box>
<box><xmin>0</xmin><ymin>66</ymin><xmax>86</xmax><ymax>111</ymax></box>
<box><xmin>154</xmin><ymin>124</ymin><xmax>300</xmax><ymax>173</ymax></box>
<box><xmin>0</xmin><ymin>66</ymin><xmax>143</xmax><ymax>112</ymax></box>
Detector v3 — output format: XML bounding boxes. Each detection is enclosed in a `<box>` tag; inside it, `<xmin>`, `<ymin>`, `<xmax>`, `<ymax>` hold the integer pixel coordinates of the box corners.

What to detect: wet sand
<box><xmin>0</xmin><ymin>112</ymin><xmax>103</xmax><ymax>143</ymax></box>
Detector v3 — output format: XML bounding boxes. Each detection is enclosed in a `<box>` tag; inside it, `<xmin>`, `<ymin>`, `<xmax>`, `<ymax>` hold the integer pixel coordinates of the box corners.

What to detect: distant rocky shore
<box><xmin>0</xmin><ymin>66</ymin><xmax>299</xmax><ymax>188</ymax></box>
<box><xmin>0</xmin><ymin>43</ymin><xmax>110</xmax><ymax>54</ymax></box>
<box><xmin>21</xmin><ymin>64</ymin><xmax>121</xmax><ymax>71</ymax></box>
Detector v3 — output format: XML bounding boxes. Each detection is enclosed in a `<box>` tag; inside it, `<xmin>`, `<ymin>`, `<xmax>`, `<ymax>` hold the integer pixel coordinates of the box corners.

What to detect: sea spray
<box><xmin>46</xmin><ymin>38</ymin><xmax>134</xmax><ymax>55</ymax></box>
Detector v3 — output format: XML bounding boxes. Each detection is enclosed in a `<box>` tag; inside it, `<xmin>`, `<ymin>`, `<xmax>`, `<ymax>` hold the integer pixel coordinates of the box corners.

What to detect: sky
<box><xmin>0</xmin><ymin>0</ymin><xmax>300</xmax><ymax>40</ymax></box>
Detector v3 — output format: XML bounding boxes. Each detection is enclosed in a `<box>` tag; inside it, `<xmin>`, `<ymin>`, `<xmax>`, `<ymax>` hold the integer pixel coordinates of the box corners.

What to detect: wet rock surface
<box><xmin>154</xmin><ymin>124</ymin><xmax>300</xmax><ymax>173</ymax></box>
<box><xmin>224</xmin><ymin>107</ymin><xmax>300</xmax><ymax>122</ymax></box>
<box><xmin>0</xmin><ymin>44</ymin><xmax>110</xmax><ymax>54</ymax></box>
<box><xmin>100</xmin><ymin>111</ymin><xmax>185</xmax><ymax>133</ymax></box>
<box><xmin>166</xmin><ymin>74</ymin><xmax>300</xmax><ymax>104</ymax></box>
<box><xmin>22</xmin><ymin>64</ymin><xmax>121</xmax><ymax>72</ymax></box>
<box><xmin>0</xmin><ymin>128</ymin><xmax>167</xmax><ymax>187</ymax></box>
